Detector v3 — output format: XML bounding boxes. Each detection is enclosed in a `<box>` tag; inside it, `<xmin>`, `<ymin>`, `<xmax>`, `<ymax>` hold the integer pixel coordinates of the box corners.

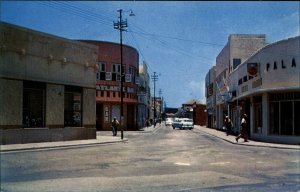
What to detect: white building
<box><xmin>229</xmin><ymin>36</ymin><xmax>300</xmax><ymax>144</ymax></box>
<box><xmin>215</xmin><ymin>34</ymin><xmax>266</xmax><ymax>130</ymax></box>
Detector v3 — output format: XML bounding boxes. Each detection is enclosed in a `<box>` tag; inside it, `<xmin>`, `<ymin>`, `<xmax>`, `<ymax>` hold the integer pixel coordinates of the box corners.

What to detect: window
<box><xmin>129</xmin><ymin>66</ymin><xmax>136</xmax><ymax>76</ymax></box>
<box><xmin>112</xmin><ymin>64</ymin><xmax>121</xmax><ymax>81</ymax></box>
<box><xmin>64</xmin><ymin>86</ymin><xmax>82</xmax><ymax>127</ymax></box>
<box><xmin>280</xmin><ymin>101</ymin><xmax>293</xmax><ymax>135</ymax></box>
<box><xmin>269</xmin><ymin>102</ymin><xmax>279</xmax><ymax>135</ymax></box>
<box><xmin>233</xmin><ymin>58</ymin><xmax>241</xmax><ymax>69</ymax></box>
<box><xmin>295</xmin><ymin>101</ymin><xmax>300</xmax><ymax>135</ymax></box>
<box><xmin>243</xmin><ymin>75</ymin><xmax>248</xmax><ymax>83</ymax></box>
<box><xmin>238</xmin><ymin>78</ymin><xmax>243</xmax><ymax>85</ymax></box>
<box><xmin>269</xmin><ymin>97</ymin><xmax>299</xmax><ymax>136</ymax></box>
<box><xmin>23</xmin><ymin>81</ymin><xmax>46</xmax><ymax>128</ymax></box>
<box><xmin>97</xmin><ymin>62</ymin><xmax>106</xmax><ymax>80</ymax></box>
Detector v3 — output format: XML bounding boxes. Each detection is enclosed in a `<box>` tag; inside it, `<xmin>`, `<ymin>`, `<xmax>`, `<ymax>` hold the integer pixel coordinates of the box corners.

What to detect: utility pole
<box><xmin>159</xmin><ymin>89</ymin><xmax>162</xmax><ymax>121</ymax></box>
<box><xmin>151</xmin><ymin>72</ymin><xmax>158</xmax><ymax>127</ymax></box>
<box><xmin>114</xmin><ymin>9</ymin><xmax>134</xmax><ymax>139</ymax></box>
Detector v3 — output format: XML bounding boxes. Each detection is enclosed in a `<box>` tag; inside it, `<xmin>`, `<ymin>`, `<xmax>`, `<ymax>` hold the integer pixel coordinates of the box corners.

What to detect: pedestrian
<box><xmin>236</xmin><ymin>114</ymin><xmax>248</xmax><ymax>142</ymax></box>
<box><xmin>111</xmin><ymin>117</ymin><xmax>119</xmax><ymax>136</ymax></box>
<box><xmin>224</xmin><ymin>116</ymin><xmax>232</xmax><ymax>136</ymax></box>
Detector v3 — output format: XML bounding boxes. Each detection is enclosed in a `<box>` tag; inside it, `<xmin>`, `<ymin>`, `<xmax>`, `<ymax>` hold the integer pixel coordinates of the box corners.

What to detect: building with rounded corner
<box><xmin>80</xmin><ymin>40</ymin><xmax>140</xmax><ymax>131</ymax></box>
<box><xmin>228</xmin><ymin>36</ymin><xmax>300</xmax><ymax>144</ymax></box>
<box><xmin>0</xmin><ymin>22</ymin><xmax>98</xmax><ymax>144</ymax></box>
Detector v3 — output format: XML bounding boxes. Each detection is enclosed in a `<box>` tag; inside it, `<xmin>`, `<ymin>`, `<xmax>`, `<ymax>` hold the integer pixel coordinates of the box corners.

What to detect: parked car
<box><xmin>165</xmin><ymin>118</ymin><xmax>173</xmax><ymax>126</ymax></box>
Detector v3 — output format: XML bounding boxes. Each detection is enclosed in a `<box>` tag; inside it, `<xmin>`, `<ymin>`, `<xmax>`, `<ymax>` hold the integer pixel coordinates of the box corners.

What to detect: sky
<box><xmin>1</xmin><ymin>1</ymin><xmax>299</xmax><ymax>108</ymax></box>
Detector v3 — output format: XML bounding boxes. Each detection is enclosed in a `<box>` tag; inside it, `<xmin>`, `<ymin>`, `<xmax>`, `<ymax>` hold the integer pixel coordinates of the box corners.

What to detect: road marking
<box><xmin>175</xmin><ymin>162</ymin><xmax>191</xmax><ymax>166</ymax></box>
<box><xmin>209</xmin><ymin>161</ymin><xmax>230</xmax><ymax>165</ymax></box>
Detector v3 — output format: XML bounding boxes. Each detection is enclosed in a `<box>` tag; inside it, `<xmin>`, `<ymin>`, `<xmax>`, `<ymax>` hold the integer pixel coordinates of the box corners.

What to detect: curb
<box><xmin>0</xmin><ymin>139</ymin><xmax>128</xmax><ymax>153</ymax></box>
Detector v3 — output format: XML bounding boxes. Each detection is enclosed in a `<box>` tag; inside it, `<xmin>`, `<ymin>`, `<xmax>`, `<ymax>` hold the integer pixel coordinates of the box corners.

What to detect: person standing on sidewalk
<box><xmin>236</xmin><ymin>114</ymin><xmax>248</xmax><ymax>142</ymax></box>
<box><xmin>111</xmin><ymin>117</ymin><xmax>119</xmax><ymax>136</ymax></box>
<box><xmin>224</xmin><ymin>116</ymin><xmax>232</xmax><ymax>136</ymax></box>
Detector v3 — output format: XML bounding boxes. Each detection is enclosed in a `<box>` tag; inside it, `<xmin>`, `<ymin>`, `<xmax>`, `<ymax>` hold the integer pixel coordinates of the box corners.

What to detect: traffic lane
<box><xmin>1</xmin><ymin>124</ymin><xmax>299</xmax><ymax>191</ymax></box>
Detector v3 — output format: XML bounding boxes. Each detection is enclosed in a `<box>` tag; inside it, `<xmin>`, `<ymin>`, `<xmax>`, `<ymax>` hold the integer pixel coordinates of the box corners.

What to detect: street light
<box><xmin>114</xmin><ymin>9</ymin><xmax>134</xmax><ymax>140</ymax></box>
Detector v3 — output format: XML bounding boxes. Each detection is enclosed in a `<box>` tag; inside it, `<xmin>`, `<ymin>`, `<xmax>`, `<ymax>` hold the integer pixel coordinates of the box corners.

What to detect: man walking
<box><xmin>224</xmin><ymin>116</ymin><xmax>232</xmax><ymax>136</ymax></box>
<box><xmin>236</xmin><ymin>114</ymin><xmax>248</xmax><ymax>142</ymax></box>
<box><xmin>111</xmin><ymin>117</ymin><xmax>119</xmax><ymax>136</ymax></box>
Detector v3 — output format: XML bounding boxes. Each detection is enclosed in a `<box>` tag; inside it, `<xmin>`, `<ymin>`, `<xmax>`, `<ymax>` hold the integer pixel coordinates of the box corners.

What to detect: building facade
<box><xmin>206</xmin><ymin>34</ymin><xmax>300</xmax><ymax>144</ymax></box>
<box><xmin>228</xmin><ymin>36</ymin><xmax>300</xmax><ymax>144</ymax></box>
<box><xmin>205</xmin><ymin>66</ymin><xmax>216</xmax><ymax>128</ymax></box>
<box><xmin>215</xmin><ymin>34</ymin><xmax>266</xmax><ymax>130</ymax></box>
<box><xmin>137</xmin><ymin>62</ymin><xmax>151</xmax><ymax>128</ymax></box>
<box><xmin>0</xmin><ymin>22</ymin><xmax>98</xmax><ymax>144</ymax></box>
<box><xmin>80</xmin><ymin>40</ymin><xmax>139</xmax><ymax>131</ymax></box>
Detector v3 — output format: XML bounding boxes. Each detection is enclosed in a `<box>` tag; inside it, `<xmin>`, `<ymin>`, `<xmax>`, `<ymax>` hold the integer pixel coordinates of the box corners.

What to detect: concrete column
<box><xmin>250</xmin><ymin>97</ymin><xmax>254</xmax><ymax>136</ymax></box>
<box><xmin>262</xmin><ymin>92</ymin><xmax>269</xmax><ymax>136</ymax></box>
<box><xmin>0</xmin><ymin>79</ymin><xmax>23</xmax><ymax>128</ymax></box>
<box><xmin>46</xmin><ymin>84</ymin><xmax>64</xmax><ymax>128</ymax></box>
<box><xmin>82</xmin><ymin>88</ymin><xmax>96</xmax><ymax>127</ymax></box>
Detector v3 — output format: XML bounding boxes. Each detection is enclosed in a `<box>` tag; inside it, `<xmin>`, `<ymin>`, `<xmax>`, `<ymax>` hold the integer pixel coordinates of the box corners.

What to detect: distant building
<box><xmin>0</xmin><ymin>22</ymin><xmax>98</xmax><ymax>144</ymax></box>
<box><xmin>205</xmin><ymin>66</ymin><xmax>216</xmax><ymax>128</ymax></box>
<box><xmin>151</xmin><ymin>97</ymin><xmax>163</xmax><ymax>121</ymax></box>
<box><xmin>181</xmin><ymin>99</ymin><xmax>206</xmax><ymax>126</ymax></box>
<box><xmin>137</xmin><ymin>62</ymin><xmax>151</xmax><ymax>128</ymax></box>
<box><xmin>80</xmin><ymin>40</ymin><xmax>140</xmax><ymax>131</ymax></box>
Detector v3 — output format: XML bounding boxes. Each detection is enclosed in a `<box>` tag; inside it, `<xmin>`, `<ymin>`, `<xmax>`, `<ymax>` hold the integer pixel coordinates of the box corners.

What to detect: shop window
<box><xmin>269</xmin><ymin>102</ymin><xmax>279</xmax><ymax>135</ymax></box>
<box><xmin>269</xmin><ymin>99</ymin><xmax>298</xmax><ymax>136</ymax></box>
<box><xmin>254</xmin><ymin>102</ymin><xmax>262</xmax><ymax>134</ymax></box>
<box><xmin>294</xmin><ymin>101</ymin><xmax>300</xmax><ymax>135</ymax></box>
<box><xmin>64</xmin><ymin>86</ymin><xmax>82</xmax><ymax>127</ymax></box>
<box><xmin>23</xmin><ymin>81</ymin><xmax>46</xmax><ymax>128</ymax></box>
<box><xmin>280</xmin><ymin>101</ymin><xmax>293</xmax><ymax>135</ymax></box>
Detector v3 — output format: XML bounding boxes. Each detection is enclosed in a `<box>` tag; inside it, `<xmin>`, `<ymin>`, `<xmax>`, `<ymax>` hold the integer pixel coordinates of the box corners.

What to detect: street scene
<box><xmin>1</xmin><ymin>1</ymin><xmax>300</xmax><ymax>191</ymax></box>
<box><xmin>1</xmin><ymin>125</ymin><xmax>299</xmax><ymax>191</ymax></box>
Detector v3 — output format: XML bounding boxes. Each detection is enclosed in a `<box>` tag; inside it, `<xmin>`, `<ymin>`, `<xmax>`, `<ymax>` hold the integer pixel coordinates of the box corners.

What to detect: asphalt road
<box><xmin>1</xmin><ymin>125</ymin><xmax>299</xmax><ymax>192</ymax></box>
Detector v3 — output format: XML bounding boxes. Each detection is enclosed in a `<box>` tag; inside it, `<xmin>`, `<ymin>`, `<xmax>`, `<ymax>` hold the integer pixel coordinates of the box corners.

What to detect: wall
<box><xmin>0</xmin><ymin>22</ymin><xmax>98</xmax><ymax>144</ymax></box>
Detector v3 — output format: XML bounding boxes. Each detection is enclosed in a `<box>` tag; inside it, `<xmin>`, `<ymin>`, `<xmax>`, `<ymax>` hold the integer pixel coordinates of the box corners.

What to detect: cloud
<box><xmin>188</xmin><ymin>80</ymin><xmax>206</xmax><ymax>103</ymax></box>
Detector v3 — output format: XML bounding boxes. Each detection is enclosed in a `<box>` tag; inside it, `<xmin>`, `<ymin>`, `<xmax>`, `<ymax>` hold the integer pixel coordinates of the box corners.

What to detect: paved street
<box><xmin>1</xmin><ymin>124</ymin><xmax>299</xmax><ymax>192</ymax></box>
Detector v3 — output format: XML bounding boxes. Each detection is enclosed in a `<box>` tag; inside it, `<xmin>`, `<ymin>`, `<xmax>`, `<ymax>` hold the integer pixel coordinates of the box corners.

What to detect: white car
<box><xmin>181</xmin><ymin>118</ymin><xmax>194</xmax><ymax>130</ymax></box>
<box><xmin>165</xmin><ymin>118</ymin><xmax>173</xmax><ymax>126</ymax></box>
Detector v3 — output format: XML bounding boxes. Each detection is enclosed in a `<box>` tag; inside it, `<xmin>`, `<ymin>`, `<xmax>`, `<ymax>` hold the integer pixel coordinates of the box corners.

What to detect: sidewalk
<box><xmin>0</xmin><ymin>125</ymin><xmax>161</xmax><ymax>153</ymax></box>
<box><xmin>194</xmin><ymin>125</ymin><xmax>300</xmax><ymax>150</ymax></box>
